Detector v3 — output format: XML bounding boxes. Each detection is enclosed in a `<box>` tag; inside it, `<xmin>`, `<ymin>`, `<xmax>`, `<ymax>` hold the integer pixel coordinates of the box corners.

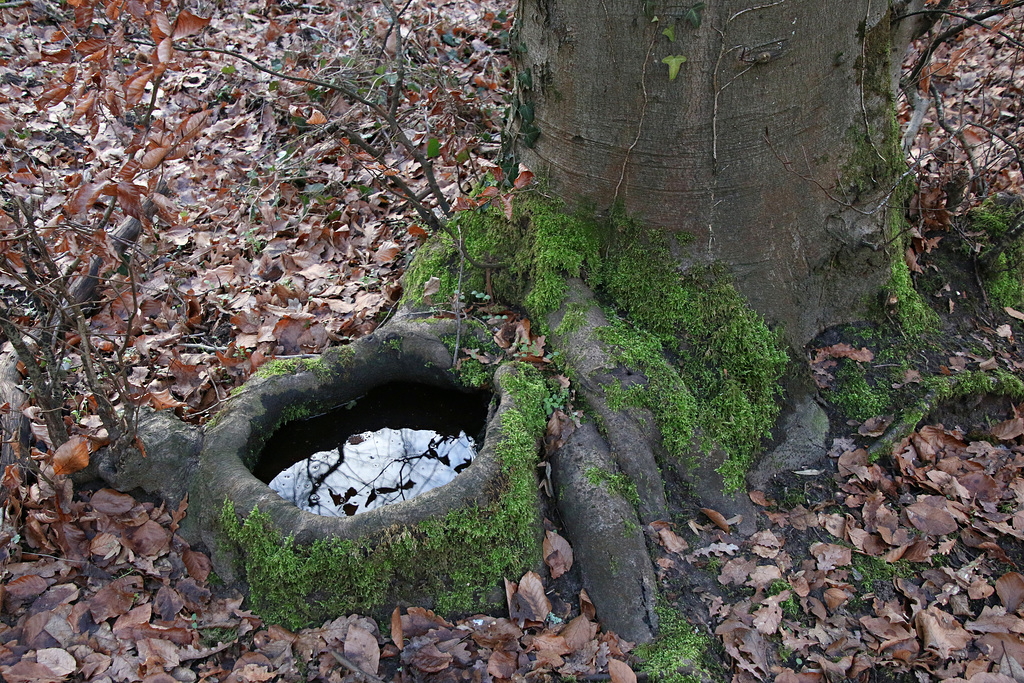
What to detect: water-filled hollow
<box><xmin>254</xmin><ymin>382</ymin><xmax>491</xmax><ymax>517</ymax></box>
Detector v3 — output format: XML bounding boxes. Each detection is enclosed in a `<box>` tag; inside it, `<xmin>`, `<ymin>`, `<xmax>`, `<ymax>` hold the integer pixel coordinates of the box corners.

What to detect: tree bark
<box><xmin>515</xmin><ymin>0</ymin><xmax>925</xmax><ymax>346</ymax></box>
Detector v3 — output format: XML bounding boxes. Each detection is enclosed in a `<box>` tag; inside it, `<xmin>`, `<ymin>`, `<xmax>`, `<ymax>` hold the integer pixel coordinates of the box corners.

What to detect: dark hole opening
<box><xmin>253</xmin><ymin>382</ymin><xmax>491</xmax><ymax>485</ymax></box>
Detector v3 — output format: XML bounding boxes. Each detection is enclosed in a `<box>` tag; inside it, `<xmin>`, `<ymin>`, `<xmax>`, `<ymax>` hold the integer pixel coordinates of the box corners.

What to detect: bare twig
<box><xmin>966</xmin><ymin>122</ymin><xmax>1024</xmax><ymax>176</ymax></box>
<box><xmin>929</xmin><ymin>83</ymin><xmax>980</xmax><ymax>181</ymax></box>
<box><xmin>858</xmin><ymin>0</ymin><xmax>887</xmax><ymax>165</ymax></box>
<box><xmin>452</xmin><ymin>219</ymin><xmax>466</xmax><ymax>367</ymax></box>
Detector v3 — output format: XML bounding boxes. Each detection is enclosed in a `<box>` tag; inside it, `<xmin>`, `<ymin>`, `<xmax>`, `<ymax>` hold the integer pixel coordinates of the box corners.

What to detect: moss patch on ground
<box><xmin>882</xmin><ymin>257</ymin><xmax>940</xmax><ymax>336</ymax></box>
<box><xmin>970</xmin><ymin>197</ymin><xmax>1024</xmax><ymax>308</ymax></box>
<box><xmin>220</xmin><ymin>363</ymin><xmax>548</xmax><ymax>630</ymax></box>
<box><xmin>635</xmin><ymin>602</ymin><xmax>722</xmax><ymax>683</ymax></box>
<box><xmin>824</xmin><ymin>319</ymin><xmax>1024</xmax><ymax>449</ymax></box>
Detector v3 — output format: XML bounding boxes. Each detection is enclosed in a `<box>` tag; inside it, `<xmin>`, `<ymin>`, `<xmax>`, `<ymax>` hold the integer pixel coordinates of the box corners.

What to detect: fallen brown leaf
<box><xmin>344</xmin><ymin>623</ymin><xmax>380</xmax><ymax>675</ymax></box>
<box><xmin>391</xmin><ymin>607</ymin><xmax>404</xmax><ymax>651</ymax></box>
<box><xmin>997</xmin><ymin>573</ymin><xmax>1024</xmax><ymax>613</ymax></box>
<box><xmin>701</xmin><ymin>507</ymin><xmax>731</xmax><ymax>533</ymax></box>
<box><xmin>905</xmin><ymin>497</ymin><xmax>959</xmax><ymax>536</ymax></box>
<box><xmin>52</xmin><ymin>435</ymin><xmax>90</xmax><ymax>475</ymax></box>
<box><xmin>608</xmin><ymin>658</ymin><xmax>637</xmax><ymax>683</ymax></box>
<box><xmin>916</xmin><ymin>605</ymin><xmax>972</xmax><ymax>658</ymax></box>
<box><xmin>543</xmin><ymin>530</ymin><xmax>574</xmax><ymax>579</ymax></box>
<box><xmin>509</xmin><ymin>571</ymin><xmax>551</xmax><ymax>623</ymax></box>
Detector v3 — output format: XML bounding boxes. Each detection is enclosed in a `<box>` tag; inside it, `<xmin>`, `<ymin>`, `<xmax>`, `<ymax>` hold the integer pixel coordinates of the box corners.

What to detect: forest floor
<box><xmin>1</xmin><ymin>0</ymin><xmax>1024</xmax><ymax>681</ymax></box>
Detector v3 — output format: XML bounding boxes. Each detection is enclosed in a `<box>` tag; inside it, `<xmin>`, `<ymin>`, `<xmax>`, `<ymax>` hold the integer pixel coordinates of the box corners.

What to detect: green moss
<box><xmin>455</xmin><ymin>358</ymin><xmax>493</xmax><ymax>389</ymax></box>
<box><xmin>845</xmin><ymin>10</ymin><xmax>906</xmax><ymax>201</ymax></box>
<box><xmin>970</xmin><ymin>199</ymin><xmax>1024</xmax><ymax>308</ymax></box>
<box><xmin>555</xmin><ymin>301</ymin><xmax>589</xmax><ymax>336</ymax></box>
<box><xmin>882</xmin><ymin>257</ymin><xmax>940</xmax><ymax>335</ymax></box>
<box><xmin>636</xmin><ymin>603</ymin><xmax>720</xmax><ymax>683</ymax></box>
<box><xmin>767</xmin><ymin>580</ymin><xmax>800</xmax><ymax>618</ymax></box>
<box><xmin>985</xmin><ymin>252</ymin><xmax>1024</xmax><ymax>308</ymax></box>
<box><xmin>403</xmin><ymin>196</ymin><xmax>602</xmax><ymax>327</ymax></box>
<box><xmin>440</xmin><ymin>321</ymin><xmax>501</xmax><ymax>388</ymax></box>
<box><xmin>941</xmin><ymin>368</ymin><xmax>1024</xmax><ymax>402</ymax></box>
<box><xmin>596</xmin><ymin>213</ymin><xmax>786</xmax><ymax>491</ymax></box>
<box><xmin>404</xmin><ymin>199</ymin><xmax>786</xmax><ymax>492</ymax></box>
<box><xmin>402</xmin><ymin>235</ymin><xmax>461</xmax><ymax>307</ymax></box>
<box><xmin>841</xmin><ymin>112</ymin><xmax>903</xmax><ymax>199</ymax></box>
<box><xmin>255</xmin><ymin>356</ymin><xmax>334</xmax><ymax>381</ymax></box>
<box><xmin>221</xmin><ymin>363</ymin><xmax>548</xmax><ymax>629</ymax></box>
<box><xmin>851</xmin><ymin>554</ymin><xmax>914</xmax><ymax>594</ymax></box>
<box><xmin>199</xmin><ymin>626</ymin><xmax>237</xmax><ymax>648</ymax></box>
<box><xmin>279</xmin><ymin>404</ymin><xmax>315</xmax><ymax>424</ymax></box>
<box><xmin>597</xmin><ymin>320</ymin><xmax>700</xmax><ymax>468</ymax></box>
<box><xmin>584</xmin><ymin>466</ymin><xmax>641</xmax><ymax>508</ymax></box>
<box><xmin>832</xmin><ymin>360</ymin><xmax>890</xmax><ymax>422</ymax></box>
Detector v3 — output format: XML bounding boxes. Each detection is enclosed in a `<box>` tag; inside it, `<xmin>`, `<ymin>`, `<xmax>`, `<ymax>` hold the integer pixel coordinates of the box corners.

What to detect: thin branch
<box><xmin>452</xmin><ymin>219</ymin><xmax>466</xmax><ymax>367</ymax></box>
<box><xmin>763</xmin><ymin>130</ymin><xmax>928</xmax><ymax>224</ymax></box>
<box><xmin>966</xmin><ymin>122</ymin><xmax>1024</xmax><ymax>175</ymax></box>
<box><xmin>899</xmin><ymin>5</ymin><xmax>1024</xmax><ymax>49</ymax></box>
<box><xmin>729</xmin><ymin>0</ymin><xmax>787</xmax><ymax>22</ymax></box>
<box><xmin>859</xmin><ymin>0</ymin><xmax>887</xmax><ymax>165</ymax></box>
<box><xmin>383</xmin><ymin>1</ymin><xmax>407</xmax><ymax>121</ymax></box>
<box><xmin>929</xmin><ymin>83</ymin><xmax>980</xmax><ymax>181</ymax></box>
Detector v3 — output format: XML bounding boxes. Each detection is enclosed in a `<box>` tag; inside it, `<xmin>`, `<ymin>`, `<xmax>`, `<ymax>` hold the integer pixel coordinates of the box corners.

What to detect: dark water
<box><xmin>253</xmin><ymin>382</ymin><xmax>491</xmax><ymax>484</ymax></box>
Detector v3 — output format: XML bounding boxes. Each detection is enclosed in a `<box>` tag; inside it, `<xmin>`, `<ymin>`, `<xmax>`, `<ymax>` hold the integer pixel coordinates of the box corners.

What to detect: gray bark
<box><xmin>516</xmin><ymin>0</ymin><xmax>924</xmax><ymax>346</ymax></box>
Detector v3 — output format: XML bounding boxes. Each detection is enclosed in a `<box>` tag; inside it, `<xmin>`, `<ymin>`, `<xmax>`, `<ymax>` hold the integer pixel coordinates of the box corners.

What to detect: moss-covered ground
<box><xmin>968</xmin><ymin>196</ymin><xmax>1024</xmax><ymax>308</ymax></box>
<box><xmin>815</xmin><ymin>202</ymin><xmax>1024</xmax><ymax>451</ymax></box>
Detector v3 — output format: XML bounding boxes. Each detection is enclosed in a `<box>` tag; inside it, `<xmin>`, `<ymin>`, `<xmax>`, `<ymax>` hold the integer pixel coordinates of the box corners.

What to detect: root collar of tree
<box><xmin>404</xmin><ymin>196</ymin><xmax>788</xmax><ymax>495</ymax></box>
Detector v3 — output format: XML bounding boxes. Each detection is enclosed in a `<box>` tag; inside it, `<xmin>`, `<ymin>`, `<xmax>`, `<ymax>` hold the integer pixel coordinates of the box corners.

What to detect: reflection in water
<box><xmin>269</xmin><ymin>427</ymin><xmax>476</xmax><ymax>517</ymax></box>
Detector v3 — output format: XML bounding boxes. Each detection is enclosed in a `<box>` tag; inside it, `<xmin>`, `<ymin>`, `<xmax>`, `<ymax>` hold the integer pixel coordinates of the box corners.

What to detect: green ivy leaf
<box><xmin>662</xmin><ymin>55</ymin><xmax>687</xmax><ymax>81</ymax></box>
<box><xmin>684</xmin><ymin>3</ymin><xmax>706</xmax><ymax>29</ymax></box>
<box><xmin>662</xmin><ymin>24</ymin><xmax>675</xmax><ymax>42</ymax></box>
<box><xmin>518</xmin><ymin>102</ymin><xmax>535</xmax><ymax>125</ymax></box>
<box><xmin>427</xmin><ymin>138</ymin><xmax>441</xmax><ymax>158</ymax></box>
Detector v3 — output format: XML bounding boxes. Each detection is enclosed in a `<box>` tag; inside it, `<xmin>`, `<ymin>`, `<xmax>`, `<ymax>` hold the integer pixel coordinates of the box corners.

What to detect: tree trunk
<box><xmin>515</xmin><ymin>0</ymin><xmax>925</xmax><ymax>346</ymax></box>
